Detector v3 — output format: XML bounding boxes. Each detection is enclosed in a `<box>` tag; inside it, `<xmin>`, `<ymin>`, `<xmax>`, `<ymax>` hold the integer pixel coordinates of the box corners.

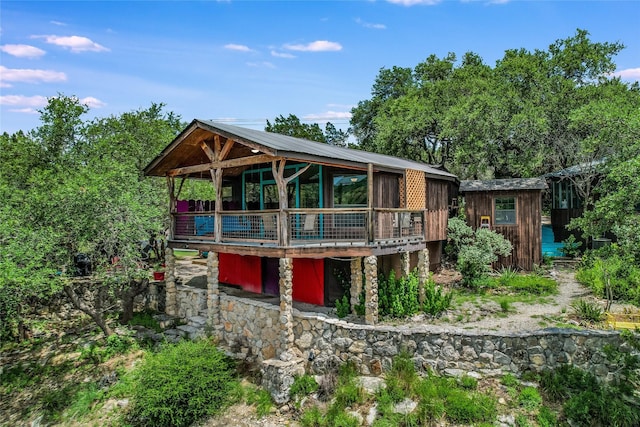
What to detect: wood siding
<box><xmin>425</xmin><ymin>179</ymin><xmax>450</xmax><ymax>241</ymax></box>
<box><xmin>464</xmin><ymin>190</ymin><xmax>542</xmax><ymax>271</ymax></box>
<box><xmin>374</xmin><ymin>173</ymin><xmax>400</xmax><ymax>208</ymax></box>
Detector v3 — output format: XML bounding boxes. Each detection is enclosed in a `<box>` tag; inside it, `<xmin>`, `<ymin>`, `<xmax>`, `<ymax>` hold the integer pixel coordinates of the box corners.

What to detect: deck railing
<box><xmin>171</xmin><ymin>208</ymin><xmax>434</xmax><ymax>246</ymax></box>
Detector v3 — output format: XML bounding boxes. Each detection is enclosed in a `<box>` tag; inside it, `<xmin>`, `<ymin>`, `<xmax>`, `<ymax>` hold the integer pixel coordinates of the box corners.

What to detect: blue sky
<box><xmin>1</xmin><ymin>1</ymin><xmax>639</xmax><ymax>135</ymax></box>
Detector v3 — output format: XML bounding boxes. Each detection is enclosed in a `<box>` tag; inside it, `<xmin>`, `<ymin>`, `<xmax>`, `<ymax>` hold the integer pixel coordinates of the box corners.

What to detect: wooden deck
<box><xmin>168</xmin><ymin>208</ymin><xmax>446</xmax><ymax>257</ymax></box>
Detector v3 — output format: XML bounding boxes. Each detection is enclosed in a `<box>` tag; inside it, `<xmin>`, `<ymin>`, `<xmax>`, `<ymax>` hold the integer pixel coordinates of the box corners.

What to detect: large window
<box><xmin>333</xmin><ymin>174</ymin><xmax>367</xmax><ymax>207</ymax></box>
<box><xmin>495</xmin><ymin>197</ymin><xmax>516</xmax><ymax>225</ymax></box>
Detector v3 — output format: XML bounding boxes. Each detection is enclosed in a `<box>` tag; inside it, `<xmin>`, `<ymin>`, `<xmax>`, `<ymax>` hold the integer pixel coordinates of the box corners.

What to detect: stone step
<box><xmin>177</xmin><ymin>324</ymin><xmax>205</xmax><ymax>340</ymax></box>
<box><xmin>153</xmin><ymin>313</ymin><xmax>179</xmax><ymax>329</ymax></box>
<box><xmin>189</xmin><ymin>315</ymin><xmax>208</xmax><ymax>327</ymax></box>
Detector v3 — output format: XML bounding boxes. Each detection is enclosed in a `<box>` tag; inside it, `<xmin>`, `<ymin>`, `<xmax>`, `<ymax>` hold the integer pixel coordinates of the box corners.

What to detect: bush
<box><xmin>576</xmin><ymin>250</ymin><xmax>640</xmax><ymax>305</ymax></box>
<box><xmin>570</xmin><ymin>299</ymin><xmax>604</xmax><ymax>323</ymax></box>
<box><xmin>378</xmin><ymin>271</ymin><xmax>420</xmax><ymax>318</ymax></box>
<box><xmin>335</xmin><ymin>295</ymin><xmax>350</xmax><ymax>319</ymax></box>
<box><xmin>447</xmin><ymin>218</ymin><xmax>512</xmax><ymax>287</ymax></box>
<box><xmin>422</xmin><ymin>276</ymin><xmax>453</xmax><ymax>316</ymax></box>
<box><xmin>127</xmin><ymin>339</ymin><xmax>239</xmax><ymax>427</ymax></box>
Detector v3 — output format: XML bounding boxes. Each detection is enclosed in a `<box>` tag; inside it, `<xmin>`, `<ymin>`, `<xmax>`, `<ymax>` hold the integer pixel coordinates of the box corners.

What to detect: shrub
<box><xmin>447</xmin><ymin>218</ymin><xmax>512</xmax><ymax>287</ymax></box>
<box><xmin>127</xmin><ymin>339</ymin><xmax>239</xmax><ymax>427</ymax></box>
<box><xmin>290</xmin><ymin>374</ymin><xmax>319</xmax><ymax>401</ymax></box>
<box><xmin>444</xmin><ymin>389</ymin><xmax>497</xmax><ymax>424</ymax></box>
<box><xmin>559</xmin><ymin>234</ymin><xmax>582</xmax><ymax>258</ymax></box>
<box><xmin>246</xmin><ymin>387</ymin><xmax>273</xmax><ymax>418</ymax></box>
<box><xmin>570</xmin><ymin>299</ymin><xmax>604</xmax><ymax>323</ymax></box>
<box><xmin>378</xmin><ymin>271</ymin><xmax>420</xmax><ymax>318</ymax></box>
<box><xmin>536</xmin><ymin>406</ymin><xmax>558</xmax><ymax>427</ymax></box>
<box><xmin>335</xmin><ymin>295</ymin><xmax>351</xmax><ymax>318</ymax></box>
<box><xmin>128</xmin><ymin>310</ymin><xmax>162</xmax><ymax>332</ymax></box>
<box><xmin>576</xmin><ymin>251</ymin><xmax>640</xmax><ymax>304</ymax></box>
<box><xmin>422</xmin><ymin>276</ymin><xmax>453</xmax><ymax>316</ymax></box>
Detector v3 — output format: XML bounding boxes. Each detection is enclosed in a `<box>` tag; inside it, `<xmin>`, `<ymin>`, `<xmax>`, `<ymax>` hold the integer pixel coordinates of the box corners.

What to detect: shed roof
<box><xmin>144</xmin><ymin>119</ymin><xmax>458</xmax><ymax>182</ymax></box>
<box><xmin>459</xmin><ymin>178</ymin><xmax>547</xmax><ymax>193</ymax></box>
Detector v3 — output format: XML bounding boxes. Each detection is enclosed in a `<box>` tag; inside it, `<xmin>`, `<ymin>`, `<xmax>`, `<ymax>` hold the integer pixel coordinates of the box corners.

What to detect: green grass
<box><xmin>173</xmin><ymin>248</ymin><xmax>200</xmax><ymax>259</ymax></box>
<box><xmin>128</xmin><ymin>310</ymin><xmax>163</xmax><ymax>332</ymax></box>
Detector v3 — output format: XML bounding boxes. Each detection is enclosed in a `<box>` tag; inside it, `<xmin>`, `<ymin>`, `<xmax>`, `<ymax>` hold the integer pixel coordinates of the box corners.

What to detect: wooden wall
<box><xmin>425</xmin><ymin>179</ymin><xmax>450</xmax><ymax>241</ymax></box>
<box><xmin>464</xmin><ymin>190</ymin><xmax>542</xmax><ymax>271</ymax></box>
<box><xmin>374</xmin><ymin>173</ymin><xmax>400</xmax><ymax>208</ymax></box>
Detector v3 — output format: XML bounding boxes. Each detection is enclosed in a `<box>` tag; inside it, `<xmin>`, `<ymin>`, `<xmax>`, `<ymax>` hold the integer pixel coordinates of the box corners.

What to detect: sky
<box><xmin>1</xmin><ymin>0</ymin><xmax>639</xmax><ymax>135</ymax></box>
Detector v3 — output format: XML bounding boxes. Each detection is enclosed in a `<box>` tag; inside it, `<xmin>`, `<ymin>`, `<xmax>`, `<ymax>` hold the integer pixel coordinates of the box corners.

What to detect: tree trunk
<box><xmin>64</xmin><ymin>285</ymin><xmax>113</xmax><ymax>337</ymax></box>
<box><xmin>118</xmin><ymin>278</ymin><xmax>149</xmax><ymax>324</ymax></box>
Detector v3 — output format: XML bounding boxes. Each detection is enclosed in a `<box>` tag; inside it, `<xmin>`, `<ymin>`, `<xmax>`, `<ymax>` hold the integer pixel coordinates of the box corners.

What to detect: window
<box><xmin>495</xmin><ymin>197</ymin><xmax>516</xmax><ymax>225</ymax></box>
<box><xmin>333</xmin><ymin>174</ymin><xmax>367</xmax><ymax>207</ymax></box>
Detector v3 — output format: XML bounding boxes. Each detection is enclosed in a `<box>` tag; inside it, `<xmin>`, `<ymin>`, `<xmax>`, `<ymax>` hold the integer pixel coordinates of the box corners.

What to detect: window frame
<box><xmin>494</xmin><ymin>196</ymin><xmax>517</xmax><ymax>225</ymax></box>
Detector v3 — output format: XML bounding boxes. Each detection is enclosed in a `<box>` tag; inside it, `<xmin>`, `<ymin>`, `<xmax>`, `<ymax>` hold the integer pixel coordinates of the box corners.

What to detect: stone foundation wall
<box><xmin>176</xmin><ymin>285</ymin><xmax>207</xmax><ymax>319</ymax></box>
<box><xmin>176</xmin><ymin>286</ymin><xmax>624</xmax><ymax>380</ymax></box>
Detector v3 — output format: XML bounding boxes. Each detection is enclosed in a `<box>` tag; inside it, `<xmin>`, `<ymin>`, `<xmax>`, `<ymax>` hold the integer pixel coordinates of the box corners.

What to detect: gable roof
<box><xmin>459</xmin><ymin>178</ymin><xmax>547</xmax><ymax>193</ymax></box>
<box><xmin>144</xmin><ymin>119</ymin><xmax>458</xmax><ymax>182</ymax></box>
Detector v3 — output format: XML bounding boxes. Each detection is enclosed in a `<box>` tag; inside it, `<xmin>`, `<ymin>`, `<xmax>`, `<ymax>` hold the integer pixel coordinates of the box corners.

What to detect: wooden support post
<box><xmin>272</xmin><ymin>160</ymin><xmax>312</xmax><ymax>246</ymax></box>
<box><xmin>364</xmin><ymin>255</ymin><xmax>378</xmax><ymax>325</ymax></box>
<box><xmin>350</xmin><ymin>257</ymin><xmax>363</xmax><ymax>315</ymax></box>
<box><xmin>367</xmin><ymin>163</ymin><xmax>374</xmax><ymax>243</ymax></box>
<box><xmin>213</xmin><ymin>168</ymin><xmax>223</xmax><ymax>242</ymax></box>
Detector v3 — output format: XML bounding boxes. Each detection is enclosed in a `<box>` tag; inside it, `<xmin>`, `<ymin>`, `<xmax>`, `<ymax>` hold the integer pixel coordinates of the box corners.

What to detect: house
<box><xmin>459</xmin><ymin>178</ymin><xmax>547</xmax><ymax>270</ymax></box>
<box><xmin>144</xmin><ymin>119</ymin><xmax>458</xmax><ymax>331</ymax></box>
<box><xmin>544</xmin><ymin>160</ymin><xmax>604</xmax><ymax>243</ymax></box>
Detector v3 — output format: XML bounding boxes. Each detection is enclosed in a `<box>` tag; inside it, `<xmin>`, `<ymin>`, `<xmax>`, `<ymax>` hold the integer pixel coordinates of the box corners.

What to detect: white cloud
<box><xmin>271</xmin><ymin>50</ymin><xmax>296</xmax><ymax>59</ymax></box>
<box><xmin>50</xmin><ymin>20</ymin><xmax>67</xmax><ymax>26</ymax></box>
<box><xmin>386</xmin><ymin>0</ymin><xmax>441</xmax><ymax>5</ymax></box>
<box><xmin>303</xmin><ymin>111</ymin><xmax>353</xmax><ymax>121</ymax></box>
<box><xmin>284</xmin><ymin>40</ymin><xmax>342</xmax><ymax>52</ymax></box>
<box><xmin>0</xmin><ymin>44</ymin><xmax>46</xmax><ymax>58</ymax></box>
<box><xmin>247</xmin><ymin>61</ymin><xmax>275</xmax><ymax>69</ymax></box>
<box><xmin>0</xmin><ymin>94</ymin><xmax>48</xmax><ymax>107</ymax></box>
<box><xmin>80</xmin><ymin>96</ymin><xmax>106</xmax><ymax>108</ymax></box>
<box><xmin>0</xmin><ymin>65</ymin><xmax>66</xmax><ymax>86</ymax></box>
<box><xmin>9</xmin><ymin>107</ymin><xmax>40</xmax><ymax>114</ymax></box>
<box><xmin>355</xmin><ymin>18</ymin><xmax>386</xmax><ymax>30</ymax></box>
<box><xmin>35</xmin><ymin>35</ymin><xmax>109</xmax><ymax>53</ymax></box>
<box><xmin>613</xmin><ymin>67</ymin><xmax>640</xmax><ymax>81</ymax></box>
<box><xmin>224</xmin><ymin>43</ymin><xmax>252</xmax><ymax>52</ymax></box>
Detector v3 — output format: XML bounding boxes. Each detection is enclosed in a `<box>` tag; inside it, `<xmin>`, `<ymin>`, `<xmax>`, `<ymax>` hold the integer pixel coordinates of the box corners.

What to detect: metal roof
<box><xmin>544</xmin><ymin>159</ymin><xmax>605</xmax><ymax>178</ymax></box>
<box><xmin>144</xmin><ymin>119</ymin><xmax>458</xmax><ymax>182</ymax></box>
<box><xmin>459</xmin><ymin>178</ymin><xmax>548</xmax><ymax>192</ymax></box>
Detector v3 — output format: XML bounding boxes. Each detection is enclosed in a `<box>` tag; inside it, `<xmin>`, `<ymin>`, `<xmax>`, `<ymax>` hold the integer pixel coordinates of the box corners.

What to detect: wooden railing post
<box><xmin>367</xmin><ymin>163</ymin><xmax>374</xmax><ymax>243</ymax></box>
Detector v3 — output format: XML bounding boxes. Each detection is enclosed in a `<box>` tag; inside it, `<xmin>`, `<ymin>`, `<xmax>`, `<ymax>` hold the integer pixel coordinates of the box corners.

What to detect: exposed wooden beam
<box><xmin>167</xmin><ymin>154</ymin><xmax>279</xmax><ymax>177</ymax></box>
<box><xmin>213</xmin><ymin>135</ymin><xmax>222</xmax><ymax>161</ymax></box>
<box><xmin>219</xmin><ymin>139</ymin><xmax>234</xmax><ymax>161</ymax></box>
<box><xmin>200</xmin><ymin>140</ymin><xmax>216</xmax><ymax>162</ymax></box>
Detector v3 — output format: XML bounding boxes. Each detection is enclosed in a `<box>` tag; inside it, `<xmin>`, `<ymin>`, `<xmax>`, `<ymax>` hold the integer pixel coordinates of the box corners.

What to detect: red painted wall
<box><xmin>218</xmin><ymin>253</ymin><xmax>262</xmax><ymax>294</ymax></box>
<box><xmin>292</xmin><ymin>258</ymin><xmax>324</xmax><ymax>305</ymax></box>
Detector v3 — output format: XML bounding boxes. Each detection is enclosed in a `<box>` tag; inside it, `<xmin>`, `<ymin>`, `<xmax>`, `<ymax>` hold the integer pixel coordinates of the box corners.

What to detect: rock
<box><xmin>357</xmin><ymin>376</ymin><xmax>386</xmax><ymax>394</ymax></box>
<box><xmin>394</xmin><ymin>398</ymin><xmax>417</xmax><ymax>415</ymax></box>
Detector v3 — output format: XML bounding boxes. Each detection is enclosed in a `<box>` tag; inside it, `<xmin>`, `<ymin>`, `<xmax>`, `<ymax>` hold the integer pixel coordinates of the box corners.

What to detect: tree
<box><xmin>265</xmin><ymin>113</ymin><xmax>350</xmax><ymax>146</ymax></box>
<box><xmin>265</xmin><ymin>114</ymin><xmax>326</xmax><ymax>142</ymax></box>
<box><xmin>0</xmin><ymin>95</ymin><xmax>184</xmax><ymax>338</ymax></box>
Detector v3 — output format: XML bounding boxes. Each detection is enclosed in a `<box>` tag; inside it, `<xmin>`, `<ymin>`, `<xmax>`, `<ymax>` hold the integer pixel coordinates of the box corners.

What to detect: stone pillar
<box><xmin>401</xmin><ymin>251</ymin><xmax>411</xmax><ymax>277</ymax></box>
<box><xmin>350</xmin><ymin>257</ymin><xmax>363</xmax><ymax>315</ymax></box>
<box><xmin>278</xmin><ymin>257</ymin><xmax>294</xmax><ymax>357</ymax></box>
<box><xmin>207</xmin><ymin>251</ymin><xmax>220</xmax><ymax>333</ymax></box>
<box><xmin>364</xmin><ymin>255</ymin><xmax>378</xmax><ymax>325</ymax></box>
<box><xmin>417</xmin><ymin>248</ymin><xmax>430</xmax><ymax>305</ymax></box>
<box><xmin>164</xmin><ymin>248</ymin><xmax>177</xmax><ymax>316</ymax></box>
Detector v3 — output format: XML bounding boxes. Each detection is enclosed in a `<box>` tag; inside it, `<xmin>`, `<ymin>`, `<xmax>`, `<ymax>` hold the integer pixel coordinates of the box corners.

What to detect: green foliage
<box><xmin>378</xmin><ymin>270</ymin><xmax>420</xmax><ymax>318</ymax></box>
<box><xmin>559</xmin><ymin>234</ymin><xmax>583</xmax><ymax>258</ymax></box>
<box><xmin>447</xmin><ymin>218</ymin><xmax>513</xmax><ymax>287</ymax></box>
<box><xmin>265</xmin><ymin>114</ymin><xmax>349</xmax><ymax>146</ymax></box>
<box><xmin>518</xmin><ymin>386</ymin><xmax>542</xmax><ymax>410</ymax></box>
<box><xmin>290</xmin><ymin>374</ymin><xmax>319</xmax><ymax>401</ymax></box>
<box><xmin>335</xmin><ymin>295</ymin><xmax>351</xmax><ymax>319</ymax></box>
<box><xmin>246</xmin><ymin>387</ymin><xmax>274</xmax><ymax>418</ymax></box>
<box><xmin>576</xmin><ymin>248</ymin><xmax>640</xmax><ymax>305</ymax></box>
<box><xmin>444</xmin><ymin>388</ymin><xmax>497</xmax><ymax>424</ymax></box>
<box><xmin>540</xmin><ymin>363</ymin><xmax>640</xmax><ymax>427</ymax></box>
<box><xmin>459</xmin><ymin>375</ymin><xmax>478</xmax><ymax>390</ymax></box>
<box><xmin>80</xmin><ymin>334</ymin><xmax>138</xmax><ymax>364</ymax></box>
<box><xmin>570</xmin><ymin>299</ymin><xmax>604</xmax><ymax>323</ymax></box>
<box><xmin>422</xmin><ymin>275</ymin><xmax>453</xmax><ymax>316</ymax></box>
<box><xmin>501</xmin><ymin>373</ymin><xmax>519</xmax><ymax>387</ymax></box>
<box><xmin>537</xmin><ymin>406</ymin><xmax>558</xmax><ymax>427</ymax></box>
<box><xmin>127</xmin><ymin>340</ymin><xmax>239</xmax><ymax>427</ymax></box>
<box><xmin>128</xmin><ymin>311</ymin><xmax>163</xmax><ymax>332</ymax></box>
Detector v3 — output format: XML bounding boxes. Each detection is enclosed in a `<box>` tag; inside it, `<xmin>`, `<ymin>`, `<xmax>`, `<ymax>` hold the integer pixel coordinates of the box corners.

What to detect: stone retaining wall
<box><xmin>177</xmin><ymin>286</ymin><xmax>624</xmax><ymax>380</ymax></box>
